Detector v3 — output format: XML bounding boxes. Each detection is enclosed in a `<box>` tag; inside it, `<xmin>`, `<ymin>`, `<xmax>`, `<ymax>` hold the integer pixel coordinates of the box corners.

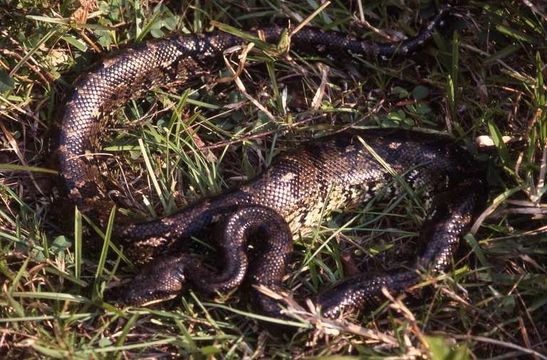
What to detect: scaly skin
<box><xmin>56</xmin><ymin>7</ymin><xmax>489</xmax><ymax>318</ymax></box>
<box><xmin>112</xmin><ymin>129</ymin><xmax>487</xmax><ymax>317</ymax></box>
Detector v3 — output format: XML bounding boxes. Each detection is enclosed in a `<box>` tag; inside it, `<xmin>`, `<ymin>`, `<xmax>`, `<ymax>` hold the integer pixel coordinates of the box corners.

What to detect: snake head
<box><xmin>108</xmin><ymin>254</ymin><xmax>193</xmax><ymax>306</ymax></box>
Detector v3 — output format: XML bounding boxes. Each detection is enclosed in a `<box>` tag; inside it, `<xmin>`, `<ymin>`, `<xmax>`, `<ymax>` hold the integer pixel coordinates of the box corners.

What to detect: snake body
<box><xmin>59</xmin><ymin>7</ymin><xmax>487</xmax><ymax>318</ymax></box>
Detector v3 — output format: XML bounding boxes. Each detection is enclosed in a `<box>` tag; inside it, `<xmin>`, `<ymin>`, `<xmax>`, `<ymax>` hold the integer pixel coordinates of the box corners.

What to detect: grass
<box><xmin>1</xmin><ymin>0</ymin><xmax>546</xmax><ymax>358</ymax></box>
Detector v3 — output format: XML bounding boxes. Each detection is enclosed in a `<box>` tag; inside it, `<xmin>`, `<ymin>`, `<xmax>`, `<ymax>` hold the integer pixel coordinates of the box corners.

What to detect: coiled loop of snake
<box><xmin>58</xmin><ymin>6</ymin><xmax>487</xmax><ymax>318</ymax></box>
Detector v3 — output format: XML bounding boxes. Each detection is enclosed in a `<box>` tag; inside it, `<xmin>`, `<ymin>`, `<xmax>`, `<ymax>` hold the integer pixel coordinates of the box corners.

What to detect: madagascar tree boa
<box><xmin>58</xmin><ymin>5</ymin><xmax>487</xmax><ymax>320</ymax></box>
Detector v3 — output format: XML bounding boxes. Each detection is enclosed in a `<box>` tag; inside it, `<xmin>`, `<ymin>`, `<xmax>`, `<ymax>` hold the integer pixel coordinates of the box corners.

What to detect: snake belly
<box><xmin>57</xmin><ymin>7</ymin><xmax>487</xmax><ymax>317</ymax></box>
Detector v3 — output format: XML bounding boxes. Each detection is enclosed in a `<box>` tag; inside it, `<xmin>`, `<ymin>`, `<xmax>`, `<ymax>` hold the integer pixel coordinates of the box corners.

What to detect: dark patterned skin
<box><xmin>59</xmin><ymin>7</ymin><xmax>449</xmax><ymax>220</ymax></box>
<box><xmin>56</xmin><ymin>6</ymin><xmax>489</xmax><ymax>318</ymax></box>
<box><xmin>112</xmin><ymin>129</ymin><xmax>487</xmax><ymax>316</ymax></box>
<box><xmin>115</xmin><ymin>205</ymin><xmax>293</xmax><ymax>317</ymax></box>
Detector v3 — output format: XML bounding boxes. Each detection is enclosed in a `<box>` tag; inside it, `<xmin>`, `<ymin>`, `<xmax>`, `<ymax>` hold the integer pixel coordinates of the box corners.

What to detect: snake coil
<box><xmin>59</xmin><ymin>6</ymin><xmax>487</xmax><ymax>319</ymax></box>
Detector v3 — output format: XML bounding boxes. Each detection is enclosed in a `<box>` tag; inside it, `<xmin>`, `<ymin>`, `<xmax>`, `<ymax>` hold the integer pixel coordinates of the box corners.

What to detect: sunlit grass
<box><xmin>0</xmin><ymin>0</ymin><xmax>545</xmax><ymax>358</ymax></box>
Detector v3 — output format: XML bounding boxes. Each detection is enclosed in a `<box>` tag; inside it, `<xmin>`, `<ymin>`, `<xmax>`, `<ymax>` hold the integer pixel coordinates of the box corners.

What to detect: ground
<box><xmin>0</xmin><ymin>0</ymin><xmax>546</xmax><ymax>358</ymax></box>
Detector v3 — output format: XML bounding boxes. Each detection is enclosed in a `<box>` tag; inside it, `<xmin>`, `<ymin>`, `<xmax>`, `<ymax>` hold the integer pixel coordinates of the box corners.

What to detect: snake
<box><xmin>58</xmin><ymin>5</ymin><xmax>487</xmax><ymax>319</ymax></box>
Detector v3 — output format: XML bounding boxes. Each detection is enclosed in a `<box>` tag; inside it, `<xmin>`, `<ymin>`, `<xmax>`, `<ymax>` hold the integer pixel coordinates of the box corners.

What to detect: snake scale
<box><xmin>58</xmin><ymin>6</ymin><xmax>487</xmax><ymax>319</ymax></box>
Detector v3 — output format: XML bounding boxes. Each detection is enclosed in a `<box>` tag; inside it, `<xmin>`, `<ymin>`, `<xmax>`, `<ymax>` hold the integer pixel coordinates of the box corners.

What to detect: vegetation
<box><xmin>0</xmin><ymin>0</ymin><xmax>545</xmax><ymax>358</ymax></box>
